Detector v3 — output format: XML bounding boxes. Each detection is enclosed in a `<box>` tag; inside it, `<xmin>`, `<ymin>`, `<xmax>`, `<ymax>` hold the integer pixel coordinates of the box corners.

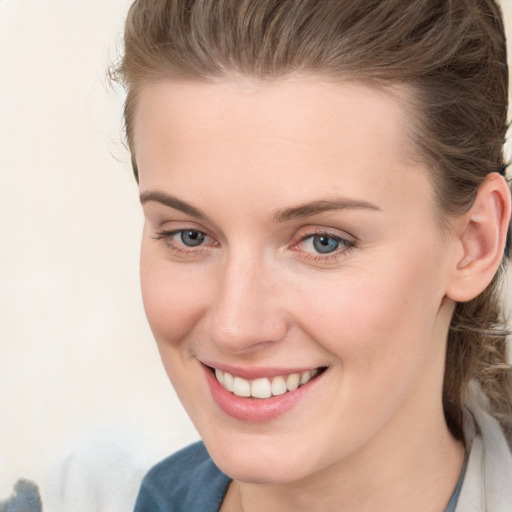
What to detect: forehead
<box><xmin>133</xmin><ymin>76</ymin><xmax>417</xmax><ymax>168</ymax></box>
<box><xmin>133</xmin><ymin>77</ymin><xmax>434</xmax><ymax>220</ymax></box>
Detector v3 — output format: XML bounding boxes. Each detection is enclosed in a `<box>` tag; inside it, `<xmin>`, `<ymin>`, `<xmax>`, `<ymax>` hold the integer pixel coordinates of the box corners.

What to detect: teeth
<box><xmin>251</xmin><ymin>378</ymin><xmax>272</xmax><ymax>399</ymax></box>
<box><xmin>223</xmin><ymin>372</ymin><xmax>234</xmax><ymax>392</ymax></box>
<box><xmin>214</xmin><ymin>368</ymin><xmax>321</xmax><ymax>399</ymax></box>
<box><xmin>286</xmin><ymin>373</ymin><xmax>300</xmax><ymax>391</ymax></box>
<box><xmin>233</xmin><ymin>376</ymin><xmax>251</xmax><ymax>397</ymax></box>
<box><xmin>271</xmin><ymin>376</ymin><xmax>287</xmax><ymax>396</ymax></box>
<box><xmin>300</xmin><ymin>370</ymin><xmax>312</xmax><ymax>385</ymax></box>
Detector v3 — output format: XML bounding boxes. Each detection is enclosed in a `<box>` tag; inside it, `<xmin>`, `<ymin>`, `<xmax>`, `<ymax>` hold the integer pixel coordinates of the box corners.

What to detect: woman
<box><xmin>114</xmin><ymin>1</ymin><xmax>512</xmax><ymax>510</ymax></box>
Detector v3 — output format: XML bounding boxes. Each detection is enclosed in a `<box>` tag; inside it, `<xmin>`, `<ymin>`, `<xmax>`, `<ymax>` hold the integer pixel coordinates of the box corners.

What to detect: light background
<box><xmin>0</xmin><ymin>0</ymin><xmax>511</xmax><ymax>509</ymax></box>
<box><xmin>0</xmin><ymin>1</ymin><xmax>198</xmax><ymax>507</ymax></box>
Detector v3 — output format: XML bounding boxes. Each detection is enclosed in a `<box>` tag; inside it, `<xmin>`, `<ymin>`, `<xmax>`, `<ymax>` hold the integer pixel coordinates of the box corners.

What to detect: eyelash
<box><xmin>153</xmin><ymin>228</ymin><xmax>356</xmax><ymax>261</ymax></box>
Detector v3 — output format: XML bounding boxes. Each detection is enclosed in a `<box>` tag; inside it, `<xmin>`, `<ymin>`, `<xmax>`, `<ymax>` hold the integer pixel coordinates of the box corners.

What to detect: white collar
<box><xmin>455</xmin><ymin>383</ymin><xmax>512</xmax><ymax>512</ymax></box>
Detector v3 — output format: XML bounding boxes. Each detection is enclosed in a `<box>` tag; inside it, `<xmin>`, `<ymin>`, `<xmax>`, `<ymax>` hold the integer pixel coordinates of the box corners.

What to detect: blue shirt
<box><xmin>134</xmin><ymin>442</ymin><xmax>230</xmax><ymax>512</ymax></box>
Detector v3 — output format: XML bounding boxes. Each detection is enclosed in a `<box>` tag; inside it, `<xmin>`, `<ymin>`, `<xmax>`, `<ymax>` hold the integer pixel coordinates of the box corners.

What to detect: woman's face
<box><xmin>135</xmin><ymin>77</ymin><xmax>459</xmax><ymax>484</ymax></box>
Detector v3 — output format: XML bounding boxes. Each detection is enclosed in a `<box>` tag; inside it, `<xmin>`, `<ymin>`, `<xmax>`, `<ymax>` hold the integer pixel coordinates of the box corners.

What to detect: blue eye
<box><xmin>298</xmin><ymin>231</ymin><xmax>354</xmax><ymax>257</ymax></box>
<box><xmin>312</xmin><ymin>235</ymin><xmax>340</xmax><ymax>254</ymax></box>
<box><xmin>180</xmin><ymin>230</ymin><xmax>205</xmax><ymax>246</ymax></box>
<box><xmin>154</xmin><ymin>229</ymin><xmax>210</xmax><ymax>252</ymax></box>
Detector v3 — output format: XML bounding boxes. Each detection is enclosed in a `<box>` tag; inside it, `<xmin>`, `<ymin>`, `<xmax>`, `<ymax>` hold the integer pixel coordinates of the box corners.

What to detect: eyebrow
<box><xmin>270</xmin><ymin>198</ymin><xmax>381</xmax><ymax>223</ymax></box>
<box><xmin>140</xmin><ymin>190</ymin><xmax>381</xmax><ymax>223</ymax></box>
<box><xmin>140</xmin><ymin>190</ymin><xmax>207</xmax><ymax>220</ymax></box>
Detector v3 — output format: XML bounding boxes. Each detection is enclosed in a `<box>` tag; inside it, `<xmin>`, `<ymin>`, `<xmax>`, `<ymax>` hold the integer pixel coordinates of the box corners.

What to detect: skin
<box><xmin>134</xmin><ymin>77</ymin><xmax>469</xmax><ymax>512</ymax></box>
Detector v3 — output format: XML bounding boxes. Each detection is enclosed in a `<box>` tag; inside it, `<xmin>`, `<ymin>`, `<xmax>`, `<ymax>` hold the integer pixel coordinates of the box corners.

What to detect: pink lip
<box><xmin>201</xmin><ymin>361</ymin><xmax>318</xmax><ymax>380</ymax></box>
<box><xmin>201</xmin><ymin>363</ymin><xmax>325</xmax><ymax>423</ymax></box>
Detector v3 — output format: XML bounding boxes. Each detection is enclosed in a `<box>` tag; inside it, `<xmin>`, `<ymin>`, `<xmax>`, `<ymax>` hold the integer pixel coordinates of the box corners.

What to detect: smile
<box><xmin>214</xmin><ymin>367</ymin><xmax>321</xmax><ymax>399</ymax></box>
<box><xmin>203</xmin><ymin>363</ymin><xmax>328</xmax><ymax>422</ymax></box>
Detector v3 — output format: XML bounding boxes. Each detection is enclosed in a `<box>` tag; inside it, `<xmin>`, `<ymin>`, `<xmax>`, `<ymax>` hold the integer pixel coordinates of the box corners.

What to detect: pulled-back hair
<box><xmin>114</xmin><ymin>0</ymin><xmax>512</xmax><ymax>439</ymax></box>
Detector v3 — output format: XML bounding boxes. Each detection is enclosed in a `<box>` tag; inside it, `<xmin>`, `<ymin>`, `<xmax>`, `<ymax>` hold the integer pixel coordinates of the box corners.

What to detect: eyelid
<box><xmin>155</xmin><ymin>228</ymin><xmax>212</xmax><ymax>241</ymax></box>
<box><xmin>295</xmin><ymin>225</ymin><xmax>357</xmax><ymax>244</ymax></box>
<box><xmin>151</xmin><ymin>217</ymin><xmax>217</xmax><ymax>240</ymax></box>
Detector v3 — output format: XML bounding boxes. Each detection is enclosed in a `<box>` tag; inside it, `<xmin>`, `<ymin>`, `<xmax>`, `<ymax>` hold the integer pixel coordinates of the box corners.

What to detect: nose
<box><xmin>207</xmin><ymin>250</ymin><xmax>290</xmax><ymax>354</ymax></box>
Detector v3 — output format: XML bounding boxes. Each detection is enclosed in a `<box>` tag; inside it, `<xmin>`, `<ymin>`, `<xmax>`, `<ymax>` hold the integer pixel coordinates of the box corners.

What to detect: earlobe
<box><xmin>446</xmin><ymin>172</ymin><xmax>511</xmax><ymax>302</ymax></box>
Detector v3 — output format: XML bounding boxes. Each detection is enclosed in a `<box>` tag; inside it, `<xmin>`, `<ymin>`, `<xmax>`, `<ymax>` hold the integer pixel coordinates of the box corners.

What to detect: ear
<box><xmin>446</xmin><ymin>172</ymin><xmax>511</xmax><ymax>302</ymax></box>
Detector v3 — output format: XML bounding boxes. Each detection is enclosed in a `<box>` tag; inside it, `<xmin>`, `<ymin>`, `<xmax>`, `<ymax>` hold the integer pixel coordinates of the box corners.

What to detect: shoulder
<box><xmin>140</xmin><ymin>441</ymin><xmax>212</xmax><ymax>489</ymax></box>
<box><xmin>134</xmin><ymin>441</ymin><xmax>231</xmax><ymax>512</ymax></box>
<box><xmin>456</xmin><ymin>384</ymin><xmax>512</xmax><ymax>512</ymax></box>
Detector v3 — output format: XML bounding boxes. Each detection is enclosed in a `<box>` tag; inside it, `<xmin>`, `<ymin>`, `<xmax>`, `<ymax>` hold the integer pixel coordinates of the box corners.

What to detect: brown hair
<box><xmin>114</xmin><ymin>0</ymin><xmax>512</xmax><ymax>439</ymax></box>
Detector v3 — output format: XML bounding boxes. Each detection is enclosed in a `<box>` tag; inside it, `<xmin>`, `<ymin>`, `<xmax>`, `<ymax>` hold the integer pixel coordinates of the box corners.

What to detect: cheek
<box><xmin>296</xmin><ymin>245</ymin><xmax>446</xmax><ymax>372</ymax></box>
<box><xmin>140</xmin><ymin>246</ymin><xmax>208</xmax><ymax>345</ymax></box>
<box><xmin>139</xmin><ymin>247</ymin><xmax>212</xmax><ymax>408</ymax></box>
<box><xmin>291</xmin><ymin>251</ymin><xmax>447</xmax><ymax>447</ymax></box>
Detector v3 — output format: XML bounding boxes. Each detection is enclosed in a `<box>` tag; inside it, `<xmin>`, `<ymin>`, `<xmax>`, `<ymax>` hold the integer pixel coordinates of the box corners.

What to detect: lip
<box><xmin>201</xmin><ymin>361</ymin><xmax>320</xmax><ymax>380</ymax></box>
<box><xmin>201</xmin><ymin>363</ymin><xmax>326</xmax><ymax>423</ymax></box>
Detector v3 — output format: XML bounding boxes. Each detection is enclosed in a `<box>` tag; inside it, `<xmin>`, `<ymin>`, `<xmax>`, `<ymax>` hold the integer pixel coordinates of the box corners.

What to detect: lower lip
<box><xmin>202</xmin><ymin>365</ymin><xmax>324</xmax><ymax>423</ymax></box>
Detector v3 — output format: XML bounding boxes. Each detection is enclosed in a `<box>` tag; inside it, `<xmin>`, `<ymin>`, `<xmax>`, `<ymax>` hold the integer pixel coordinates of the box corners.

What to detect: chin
<box><xmin>203</xmin><ymin>433</ymin><xmax>323</xmax><ymax>485</ymax></box>
<box><xmin>215</xmin><ymin>457</ymin><xmax>308</xmax><ymax>485</ymax></box>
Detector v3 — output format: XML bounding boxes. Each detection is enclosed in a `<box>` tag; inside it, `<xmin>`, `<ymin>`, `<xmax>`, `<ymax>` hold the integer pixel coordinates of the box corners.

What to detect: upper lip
<box><xmin>201</xmin><ymin>361</ymin><xmax>326</xmax><ymax>380</ymax></box>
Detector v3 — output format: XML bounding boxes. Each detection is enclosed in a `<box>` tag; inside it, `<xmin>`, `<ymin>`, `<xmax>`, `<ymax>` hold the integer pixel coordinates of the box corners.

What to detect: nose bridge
<box><xmin>209</xmin><ymin>246</ymin><xmax>288</xmax><ymax>352</ymax></box>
